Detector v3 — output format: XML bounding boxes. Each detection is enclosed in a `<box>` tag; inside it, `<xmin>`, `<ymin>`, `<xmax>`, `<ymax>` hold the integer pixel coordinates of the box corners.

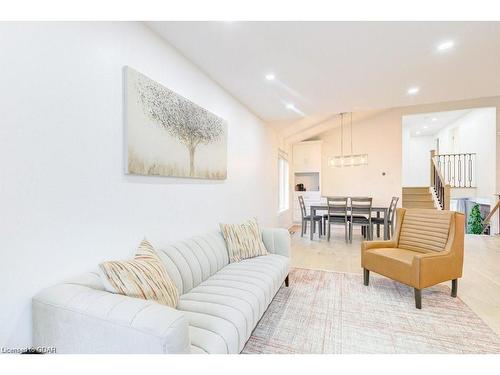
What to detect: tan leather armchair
<box><xmin>361</xmin><ymin>208</ymin><xmax>464</xmax><ymax>309</ymax></box>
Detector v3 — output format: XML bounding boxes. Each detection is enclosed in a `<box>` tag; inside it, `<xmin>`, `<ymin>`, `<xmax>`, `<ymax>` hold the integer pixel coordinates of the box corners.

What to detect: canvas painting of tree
<box><xmin>125</xmin><ymin>67</ymin><xmax>228</xmax><ymax>179</ymax></box>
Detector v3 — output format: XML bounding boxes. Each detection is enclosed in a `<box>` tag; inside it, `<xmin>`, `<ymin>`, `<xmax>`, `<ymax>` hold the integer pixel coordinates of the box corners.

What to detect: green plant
<box><xmin>467</xmin><ymin>204</ymin><xmax>484</xmax><ymax>234</ymax></box>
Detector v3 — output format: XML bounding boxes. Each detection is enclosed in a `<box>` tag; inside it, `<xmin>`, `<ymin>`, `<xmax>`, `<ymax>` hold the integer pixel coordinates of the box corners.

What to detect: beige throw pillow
<box><xmin>220</xmin><ymin>218</ymin><xmax>269</xmax><ymax>263</ymax></box>
<box><xmin>99</xmin><ymin>239</ymin><xmax>179</xmax><ymax>308</ymax></box>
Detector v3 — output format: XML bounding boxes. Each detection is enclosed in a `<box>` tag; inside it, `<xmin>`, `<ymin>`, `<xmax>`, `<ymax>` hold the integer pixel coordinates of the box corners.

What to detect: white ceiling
<box><xmin>148</xmin><ymin>22</ymin><xmax>500</xmax><ymax>124</ymax></box>
<box><xmin>403</xmin><ymin>109</ymin><xmax>473</xmax><ymax>137</ymax></box>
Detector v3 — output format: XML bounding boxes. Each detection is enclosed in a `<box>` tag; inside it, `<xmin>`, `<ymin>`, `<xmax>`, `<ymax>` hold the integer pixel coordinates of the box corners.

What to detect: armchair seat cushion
<box><xmin>363</xmin><ymin>247</ymin><xmax>423</xmax><ymax>287</ymax></box>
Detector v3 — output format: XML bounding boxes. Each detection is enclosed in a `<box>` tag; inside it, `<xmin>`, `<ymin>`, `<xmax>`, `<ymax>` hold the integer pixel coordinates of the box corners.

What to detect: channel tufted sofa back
<box><xmin>157</xmin><ymin>231</ymin><xmax>230</xmax><ymax>295</ymax></box>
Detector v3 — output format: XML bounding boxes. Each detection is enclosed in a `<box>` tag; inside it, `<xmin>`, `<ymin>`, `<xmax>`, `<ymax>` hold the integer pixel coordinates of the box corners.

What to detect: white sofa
<box><xmin>32</xmin><ymin>228</ymin><xmax>290</xmax><ymax>354</ymax></box>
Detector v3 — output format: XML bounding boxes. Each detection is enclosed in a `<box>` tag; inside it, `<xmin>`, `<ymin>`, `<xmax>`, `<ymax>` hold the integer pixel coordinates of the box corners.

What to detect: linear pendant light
<box><xmin>327</xmin><ymin>112</ymin><xmax>368</xmax><ymax>168</ymax></box>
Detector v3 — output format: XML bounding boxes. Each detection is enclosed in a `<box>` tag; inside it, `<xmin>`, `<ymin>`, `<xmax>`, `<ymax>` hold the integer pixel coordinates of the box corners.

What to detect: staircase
<box><xmin>402</xmin><ymin>151</ymin><xmax>476</xmax><ymax>211</ymax></box>
<box><xmin>402</xmin><ymin>187</ymin><xmax>438</xmax><ymax>209</ymax></box>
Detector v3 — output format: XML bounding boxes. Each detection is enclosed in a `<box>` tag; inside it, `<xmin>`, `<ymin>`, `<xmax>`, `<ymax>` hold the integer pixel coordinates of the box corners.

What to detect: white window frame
<box><xmin>278</xmin><ymin>155</ymin><xmax>289</xmax><ymax>213</ymax></box>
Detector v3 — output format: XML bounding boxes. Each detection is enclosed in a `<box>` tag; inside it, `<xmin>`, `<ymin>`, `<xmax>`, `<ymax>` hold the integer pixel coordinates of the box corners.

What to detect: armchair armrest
<box><xmin>412</xmin><ymin>211</ymin><xmax>464</xmax><ymax>288</ymax></box>
<box><xmin>361</xmin><ymin>240</ymin><xmax>397</xmax><ymax>252</ymax></box>
<box><xmin>33</xmin><ymin>283</ymin><xmax>190</xmax><ymax>354</ymax></box>
<box><xmin>413</xmin><ymin>250</ymin><xmax>462</xmax><ymax>289</ymax></box>
<box><xmin>262</xmin><ymin>228</ymin><xmax>291</xmax><ymax>258</ymax></box>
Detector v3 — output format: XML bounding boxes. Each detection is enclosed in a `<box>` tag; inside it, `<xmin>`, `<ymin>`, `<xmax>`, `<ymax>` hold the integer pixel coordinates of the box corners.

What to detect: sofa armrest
<box><xmin>262</xmin><ymin>228</ymin><xmax>291</xmax><ymax>258</ymax></box>
<box><xmin>33</xmin><ymin>283</ymin><xmax>190</xmax><ymax>354</ymax></box>
<box><xmin>361</xmin><ymin>240</ymin><xmax>397</xmax><ymax>252</ymax></box>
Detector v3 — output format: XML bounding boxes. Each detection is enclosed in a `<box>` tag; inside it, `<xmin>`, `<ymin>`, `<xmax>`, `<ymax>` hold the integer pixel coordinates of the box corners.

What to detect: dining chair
<box><xmin>371</xmin><ymin>196</ymin><xmax>399</xmax><ymax>239</ymax></box>
<box><xmin>349</xmin><ymin>197</ymin><xmax>373</xmax><ymax>243</ymax></box>
<box><xmin>298</xmin><ymin>195</ymin><xmax>323</xmax><ymax>237</ymax></box>
<box><xmin>324</xmin><ymin>197</ymin><xmax>349</xmax><ymax>242</ymax></box>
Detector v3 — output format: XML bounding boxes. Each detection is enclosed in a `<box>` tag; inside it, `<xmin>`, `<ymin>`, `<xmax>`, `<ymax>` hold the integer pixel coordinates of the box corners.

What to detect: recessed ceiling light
<box><xmin>407</xmin><ymin>87</ymin><xmax>420</xmax><ymax>95</ymax></box>
<box><xmin>423</xmin><ymin>126</ymin><xmax>428</xmax><ymax>129</ymax></box>
<box><xmin>285</xmin><ymin>103</ymin><xmax>295</xmax><ymax>110</ymax></box>
<box><xmin>437</xmin><ymin>40</ymin><xmax>455</xmax><ymax>51</ymax></box>
<box><xmin>416</xmin><ymin>131</ymin><xmax>421</xmax><ymax>135</ymax></box>
<box><xmin>265</xmin><ymin>73</ymin><xmax>275</xmax><ymax>81</ymax></box>
<box><xmin>431</xmin><ymin>117</ymin><xmax>437</xmax><ymax>122</ymax></box>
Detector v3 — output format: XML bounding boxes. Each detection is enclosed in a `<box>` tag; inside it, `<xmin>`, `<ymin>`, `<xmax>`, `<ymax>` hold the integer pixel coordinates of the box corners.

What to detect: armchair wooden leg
<box><xmin>414</xmin><ymin>288</ymin><xmax>422</xmax><ymax>309</ymax></box>
<box><xmin>363</xmin><ymin>269</ymin><xmax>369</xmax><ymax>286</ymax></box>
<box><xmin>285</xmin><ymin>274</ymin><xmax>289</xmax><ymax>287</ymax></box>
<box><xmin>451</xmin><ymin>279</ymin><xmax>458</xmax><ymax>297</ymax></box>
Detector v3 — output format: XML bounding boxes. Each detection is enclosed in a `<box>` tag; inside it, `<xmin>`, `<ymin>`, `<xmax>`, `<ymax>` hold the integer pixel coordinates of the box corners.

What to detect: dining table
<box><xmin>309</xmin><ymin>204</ymin><xmax>390</xmax><ymax>241</ymax></box>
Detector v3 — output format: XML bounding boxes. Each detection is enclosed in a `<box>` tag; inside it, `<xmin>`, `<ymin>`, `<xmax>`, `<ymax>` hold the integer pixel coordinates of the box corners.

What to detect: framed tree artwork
<box><xmin>125</xmin><ymin>66</ymin><xmax>228</xmax><ymax>179</ymax></box>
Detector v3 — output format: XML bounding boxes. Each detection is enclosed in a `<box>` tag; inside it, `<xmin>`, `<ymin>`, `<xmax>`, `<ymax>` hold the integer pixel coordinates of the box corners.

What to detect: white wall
<box><xmin>320</xmin><ymin>110</ymin><xmax>403</xmax><ymax>207</ymax></box>
<box><xmin>0</xmin><ymin>22</ymin><xmax>284</xmax><ymax>348</ymax></box>
<box><xmin>436</xmin><ymin>108</ymin><xmax>496</xmax><ymax>200</ymax></box>
<box><xmin>402</xmin><ymin>129</ymin><xmax>435</xmax><ymax>187</ymax></box>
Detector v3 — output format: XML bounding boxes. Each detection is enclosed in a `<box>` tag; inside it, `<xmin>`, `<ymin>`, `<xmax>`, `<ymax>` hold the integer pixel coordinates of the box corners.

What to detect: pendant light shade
<box><xmin>328</xmin><ymin>112</ymin><xmax>368</xmax><ymax>168</ymax></box>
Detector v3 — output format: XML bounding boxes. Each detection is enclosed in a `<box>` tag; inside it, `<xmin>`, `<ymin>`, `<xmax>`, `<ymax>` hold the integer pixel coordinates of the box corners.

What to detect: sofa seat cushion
<box><xmin>177</xmin><ymin>254</ymin><xmax>289</xmax><ymax>354</ymax></box>
<box><xmin>363</xmin><ymin>248</ymin><xmax>424</xmax><ymax>287</ymax></box>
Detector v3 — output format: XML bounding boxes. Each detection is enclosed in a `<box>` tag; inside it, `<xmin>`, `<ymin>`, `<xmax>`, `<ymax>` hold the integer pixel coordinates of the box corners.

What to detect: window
<box><xmin>278</xmin><ymin>155</ymin><xmax>289</xmax><ymax>213</ymax></box>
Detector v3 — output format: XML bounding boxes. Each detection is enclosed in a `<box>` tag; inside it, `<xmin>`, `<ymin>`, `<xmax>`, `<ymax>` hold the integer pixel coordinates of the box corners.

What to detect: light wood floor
<box><xmin>290</xmin><ymin>224</ymin><xmax>500</xmax><ymax>335</ymax></box>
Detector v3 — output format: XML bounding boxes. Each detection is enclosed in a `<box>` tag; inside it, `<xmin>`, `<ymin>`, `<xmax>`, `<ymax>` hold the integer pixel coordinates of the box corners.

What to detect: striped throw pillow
<box><xmin>99</xmin><ymin>239</ymin><xmax>179</xmax><ymax>308</ymax></box>
<box><xmin>220</xmin><ymin>218</ymin><xmax>269</xmax><ymax>263</ymax></box>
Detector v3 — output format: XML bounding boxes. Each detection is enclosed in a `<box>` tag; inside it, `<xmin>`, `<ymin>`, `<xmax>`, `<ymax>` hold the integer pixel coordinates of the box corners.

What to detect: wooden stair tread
<box><xmin>402</xmin><ymin>185</ymin><xmax>437</xmax><ymax>209</ymax></box>
<box><xmin>402</xmin><ymin>202</ymin><xmax>437</xmax><ymax>209</ymax></box>
<box><xmin>402</xmin><ymin>196</ymin><xmax>433</xmax><ymax>201</ymax></box>
<box><xmin>402</xmin><ymin>188</ymin><xmax>430</xmax><ymax>195</ymax></box>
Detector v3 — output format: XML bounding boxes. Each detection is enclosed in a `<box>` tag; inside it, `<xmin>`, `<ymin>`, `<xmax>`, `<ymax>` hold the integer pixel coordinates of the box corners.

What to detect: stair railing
<box><xmin>481</xmin><ymin>200</ymin><xmax>500</xmax><ymax>234</ymax></box>
<box><xmin>433</xmin><ymin>152</ymin><xmax>476</xmax><ymax>188</ymax></box>
<box><xmin>430</xmin><ymin>150</ymin><xmax>451</xmax><ymax>210</ymax></box>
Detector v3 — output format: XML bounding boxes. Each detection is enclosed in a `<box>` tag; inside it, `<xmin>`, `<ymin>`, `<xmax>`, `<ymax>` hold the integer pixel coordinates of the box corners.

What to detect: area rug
<box><xmin>242</xmin><ymin>268</ymin><xmax>500</xmax><ymax>354</ymax></box>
